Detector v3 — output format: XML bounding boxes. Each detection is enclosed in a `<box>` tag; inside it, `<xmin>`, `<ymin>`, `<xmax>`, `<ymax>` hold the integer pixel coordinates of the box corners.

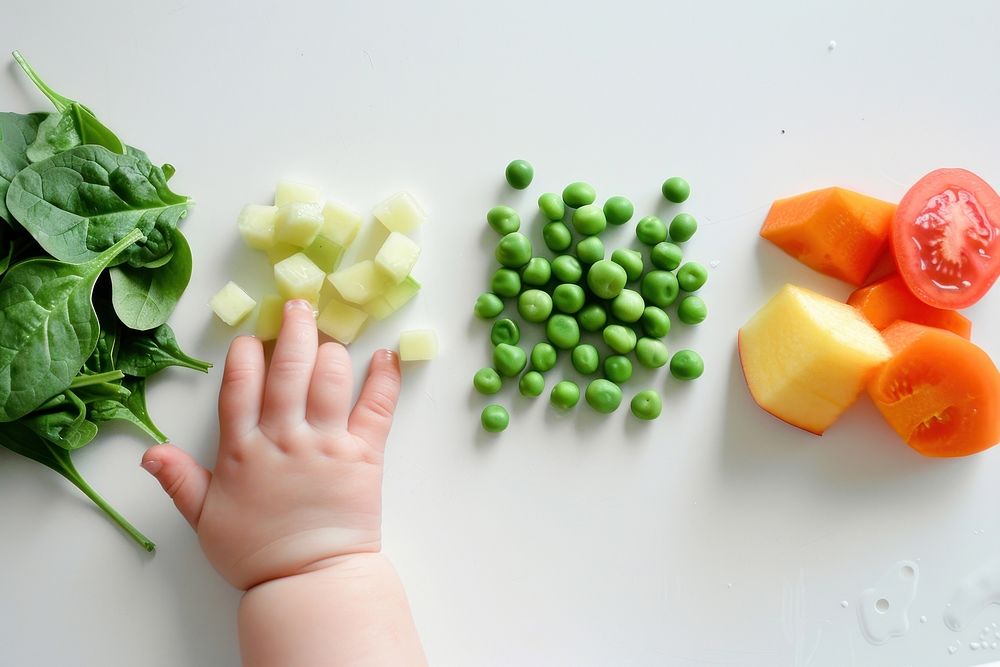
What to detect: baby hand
<box><xmin>141</xmin><ymin>299</ymin><xmax>402</xmax><ymax>590</ymax></box>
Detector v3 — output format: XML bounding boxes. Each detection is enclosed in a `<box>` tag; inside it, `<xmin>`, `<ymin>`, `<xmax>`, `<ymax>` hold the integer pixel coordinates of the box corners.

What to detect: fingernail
<box><xmin>379</xmin><ymin>348</ymin><xmax>397</xmax><ymax>362</ymax></box>
<box><xmin>141</xmin><ymin>459</ymin><xmax>162</xmax><ymax>475</ymax></box>
<box><xmin>286</xmin><ymin>299</ymin><xmax>312</xmax><ymax>312</ymax></box>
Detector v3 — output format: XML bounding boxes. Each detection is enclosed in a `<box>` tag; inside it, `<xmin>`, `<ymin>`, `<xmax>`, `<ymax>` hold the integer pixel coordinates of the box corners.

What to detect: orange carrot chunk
<box><xmin>868</xmin><ymin>321</ymin><xmax>1000</xmax><ymax>457</ymax></box>
<box><xmin>848</xmin><ymin>274</ymin><xmax>972</xmax><ymax>339</ymax></box>
<box><xmin>761</xmin><ymin>187</ymin><xmax>896</xmax><ymax>286</ymax></box>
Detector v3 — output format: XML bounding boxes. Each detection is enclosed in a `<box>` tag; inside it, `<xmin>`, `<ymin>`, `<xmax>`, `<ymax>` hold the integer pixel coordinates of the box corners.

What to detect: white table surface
<box><xmin>2</xmin><ymin>1</ymin><xmax>999</xmax><ymax>665</ymax></box>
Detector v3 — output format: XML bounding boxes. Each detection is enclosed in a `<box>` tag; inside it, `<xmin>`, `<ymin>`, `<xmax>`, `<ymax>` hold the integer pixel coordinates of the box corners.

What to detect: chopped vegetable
<box><xmin>364</xmin><ymin>276</ymin><xmax>420</xmax><ymax>320</ymax></box>
<box><xmin>375</xmin><ymin>232</ymin><xmax>421</xmax><ymax>283</ymax></box>
<box><xmin>275</xmin><ymin>202</ymin><xmax>324</xmax><ymax>247</ymax></box>
<box><xmin>328</xmin><ymin>260</ymin><xmax>393</xmax><ymax>305</ymax></box>
<box><xmin>373</xmin><ymin>191</ymin><xmax>427</xmax><ymax>233</ymax></box>
<box><xmin>890</xmin><ymin>168</ymin><xmax>1000</xmax><ymax>309</ymax></box>
<box><xmin>399</xmin><ymin>329</ymin><xmax>438</xmax><ymax>361</ymax></box>
<box><xmin>273</xmin><ymin>252</ymin><xmax>325</xmax><ymax>302</ymax></box>
<box><xmin>255</xmin><ymin>295</ymin><xmax>285</xmax><ymax>341</ymax></box>
<box><xmin>760</xmin><ymin>187</ymin><xmax>896</xmax><ymax>286</ymax></box>
<box><xmin>320</xmin><ymin>200</ymin><xmax>363</xmax><ymax>246</ymax></box>
<box><xmin>238</xmin><ymin>204</ymin><xmax>279</xmax><ymax>250</ymax></box>
<box><xmin>274</xmin><ymin>180</ymin><xmax>322</xmax><ymax>207</ymax></box>
<box><xmin>868</xmin><ymin>322</ymin><xmax>999</xmax><ymax>457</ymax></box>
<box><xmin>316</xmin><ymin>299</ymin><xmax>368</xmax><ymax>344</ymax></box>
<box><xmin>847</xmin><ymin>274</ymin><xmax>972</xmax><ymax>339</ymax></box>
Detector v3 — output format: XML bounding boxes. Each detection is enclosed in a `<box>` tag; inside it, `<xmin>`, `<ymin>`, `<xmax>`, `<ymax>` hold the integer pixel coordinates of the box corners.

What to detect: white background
<box><xmin>1</xmin><ymin>1</ymin><xmax>999</xmax><ymax>665</ymax></box>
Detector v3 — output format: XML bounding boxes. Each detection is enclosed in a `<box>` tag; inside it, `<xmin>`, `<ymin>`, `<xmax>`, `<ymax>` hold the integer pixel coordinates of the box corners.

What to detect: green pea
<box><xmin>669</xmin><ymin>213</ymin><xmax>698</xmax><ymax>243</ymax></box>
<box><xmin>670</xmin><ymin>349</ymin><xmax>704</xmax><ymax>380</ymax></box>
<box><xmin>571</xmin><ymin>344</ymin><xmax>600</xmax><ymax>375</ymax></box>
<box><xmin>576</xmin><ymin>236</ymin><xmax>605</xmax><ymax>264</ymax></box>
<box><xmin>562</xmin><ymin>181</ymin><xmax>596</xmax><ymax>208</ymax></box>
<box><xmin>610</xmin><ymin>248</ymin><xmax>643</xmax><ymax>282</ymax></box>
<box><xmin>521</xmin><ymin>257</ymin><xmax>552</xmax><ymax>286</ymax></box>
<box><xmin>551</xmin><ymin>255</ymin><xmax>583</xmax><ymax>283</ymax></box>
<box><xmin>630</xmin><ymin>390</ymin><xmax>662</xmax><ymax>420</ymax></box>
<box><xmin>538</xmin><ymin>193</ymin><xmax>565</xmax><ymax>222</ymax></box>
<box><xmin>491</xmin><ymin>268</ymin><xmax>521</xmax><ymax>297</ymax></box>
<box><xmin>571</xmin><ymin>204</ymin><xmax>607</xmax><ymax>236</ymax></box>
<box><xmin>676</xmin><ymin>261</ymin><xmax>708</xmax><ymax>292</ymax></box>
<box><xmin>611</xmin><ymin>289</ymin><xmax>644</xmax><ymax>323</ymax></box>
<box><xmin>636</xmin><ymin>215</ymin><xmax>668</xmax><ymax>246</ymax></box>
<box><xmin>603</xmin><ymin>355</ymin><xmax>633</xmax><ymax>384</ymax></box>
<box><xmin>519</xmin><ymin>370</ymin><xmax>545</xmax><ymax>397</ymax></box>
<box><xmin>640</xmin><ymin>270</ymin><xmax>679</xmax><ymax>308</ymax></box>
<box><xmin>546</xmin><ymin>314</ymin><xmax>581</xmax><ymax>349</ymax></box>
<box><xmin>517</xmin><ymin>289</ymin><xmax>553</xmax><ymax>323</ymax></box>
<box><xmin>496</xmin><ymin>232</ymin><xmax>533</xmax><ymax>268</ymax></box>
<box><xmin>641</xmin><ymin>306</ymin><xmax>671</xmax><ymax>338</ymax></box>
<box><xmin>550</xmin><ymin>380</ymin><xmax>581</xmax><ymax>409</ymax></box>
<box><xmin>577</xmin><ymin>303</ymin><xmax>608</xmax><ymax>332</ymax></box>
<box><xmin>474</xmin><ymin>292</ymin><xmax>504</xmax><ymax>319</ymax></box>
<box><xmin>531</xmin><ymin>342</ymin><xmax>558</xmax><ymax>372</ymax></box>
<box><xmin>650</xmin><ymin>242</ymin><xmax>683</xmax><ymax>271</ymax></box>
<box><xmin>493</xmin><ymin>343</ymin><xmax>527</xmax><ymax>377</ymax></box>
<box><xmin>486</xmin><ymin>206</ymin><xmax>520</xmax><ymax>235</ymax></box>
<box><xmin>677</xmin><ymin>295</ymin><xmax>707</xmax><ymax>325</ymax></box>
<box><xmin>603</xmin><ymin>196</ymin><xmax>634</xmax><ymax>226</ymax></box>
<box><xmin>505</xmin><ymin>159</ymin><xmax>534</xmax><ymax>190</ymax></box>
<box><xmin>602</xmin><ymin>324</ymin><xmax>637</xmax><ymax>354</ymax></box>
<box><xmin>473</xmin><ymin>367</ymin><xmax>502</xmax><ymax>395</ymax></box>
<box><xmin>585</xmin><ymin>378</ymin><xmax>623</xmax><ymax>413</ymax></box>
<box><xmin>553</xmin><ymin>283</ymin><xmax>586</xmax><ymax>314</ymax></box>
<box><xmin>635</xmin><ymin>337</ymin><xmax>668</xmax><ymax>369</ymax></box>
<box><xmin>542</xmin><ymin>222</ymin><xmax>573</xmax><ymax>252</ymax></box>
<box><xmin>661</xmin><ymin>176</ymin><xmax>690</xmax><ymax>203</ymax></box>
<box><xmin>481</xmin><ymin>404</ymin><xmax>510</xmax><ymax>432</ymax></box>
<box><xmin>586</xmin><ymin>259</ymin><xmax>627</xmax><ymax>299</ymax></box>
<box><xmin>490</xmin><ymin>318</ymin><xmax>520</xmax><ymax>346</ymax></box>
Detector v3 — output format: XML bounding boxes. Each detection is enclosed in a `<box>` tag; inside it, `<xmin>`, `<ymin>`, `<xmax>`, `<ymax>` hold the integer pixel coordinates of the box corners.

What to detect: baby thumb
<box><xmin>141</xmin><ymin>444</ymin><xmax>211</xmax><ymax>529</ymax></box>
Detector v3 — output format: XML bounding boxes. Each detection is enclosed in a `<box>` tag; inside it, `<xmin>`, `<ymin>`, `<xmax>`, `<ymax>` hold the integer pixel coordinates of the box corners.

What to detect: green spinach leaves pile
<box><xmin>0</xmin><ymin>52</ymin><xmax>211</xmax><ymax>551</ymax></box>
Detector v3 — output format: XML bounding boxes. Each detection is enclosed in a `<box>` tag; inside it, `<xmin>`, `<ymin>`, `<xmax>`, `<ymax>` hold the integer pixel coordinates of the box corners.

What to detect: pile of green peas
<box><xmin>473</xmin><ymin>160</ymin><xmax>708</xmax><ymax>432</ymax></box>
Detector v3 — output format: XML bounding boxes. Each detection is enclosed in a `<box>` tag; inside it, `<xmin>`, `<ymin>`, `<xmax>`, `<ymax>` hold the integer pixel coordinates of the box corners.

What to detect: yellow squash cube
<box><xmin>327</xmin><ymin>260</ymin><xmax>394</xmax><ymax>305</ymax></box>
<box><xmin>373</xmin><ymin>191</ymin><xmax>427</xmax><ymax>233</ymax></box>
<box><xmin>237</xmin><ymin>204</ymin><xmax>279</xmax><ymax>250</ymax></box>
<box><xmin>273</xmin><ymin>252</ymin><xmax>325</xmax><ymax>302</ymax></box>
<box><xmin>399</xmin><ymin>329</ymin><xmax>438</xmax><ymax>361</ymax></box>
<box><xmin>317</xmin><ymin>299</ymin><xmax>368</xmax><ymax>345</ymax></box>
<box><xmin>374</xmin><ymin>232</ymin><xmax>421</xmax><ymax>284</ymax></box>
<box><xmin>275</xmin><ymin>202</ymin><xmax>324</xmax><ymax>247</ymax></box>
<box><xmin>321</xmin><ymin>200</ymin><xmax>363</xmax><ymax>246</ymax></box>
<box><xmin>255</xmin><ymin>295</ymin><xmax>285</xmax><ymax>341</ymax></box>
<box><xmin>210</xmin><ymin>281</ymin><xmax>257</xmax><ymax>326</ymax></box>
<box><xmin>274</xmin><ymin>180</ymin><xmax>322</xmax><ymax>208</ymax></box>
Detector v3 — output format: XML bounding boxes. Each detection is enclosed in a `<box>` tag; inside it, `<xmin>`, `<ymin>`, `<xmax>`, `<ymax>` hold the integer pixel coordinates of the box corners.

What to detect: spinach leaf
<box><xmin>0</xmin><ymin>227</ymin><xmax>144</xmax><ymax>421</ymax></box>
<box><xmin>88</xmin><ymin>390</ymin><xmax>168</xmax><ymax>444</ymax></box>
<box><xmin>25</xmin><ymin>111</ymin><xmax>80</xmax><ymax>163</ymax></box>
<box><xmin>5</xmin><ymin>145</ymin><xmax>189</xmax><ymax>267</ymax></box>
<box><xmin>22</xmin><ymin>389</ymin><xmax>98</xmax><ymax>451</ymax></box>
<box><xmin>118</xmin><ymin>322</ymin><xmax>212</xmax><ymax>377</ymax></box>
<box><xmin>0</xmin><ymin>112</ymin><xmax>46</xmax><ymax>222</ymax></box>
<box><xmin>0</xmin><ymin>420</ymin><xmax>154</xmax><ymax>551</ymax></box>
<box><xmin>12</xmin><ymin>51</ymin><xmax>124</xmax><ymax>156</ymax></box>
<box><xmin>109</xmin><ymin>229</ymin><xmax>191</xmax><ymax>330</ymax></box>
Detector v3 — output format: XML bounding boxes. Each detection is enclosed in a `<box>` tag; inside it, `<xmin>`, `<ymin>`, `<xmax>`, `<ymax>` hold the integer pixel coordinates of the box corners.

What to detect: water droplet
<box><xmin>920</xmin><ymin>616</ymin><xmax>928</xmax><ymax>624</ymax></box>
<box><xmin>726</xmin><ymin>582</ymin><xmax>733</xmax><ymax>589</ymax></box>
<box><xmin>709</xmin><ymin>259</ymin><xmax>720</xmax><ymax>269</ymax></box>
<box><xmin>949</xmin><ymin>645</ymin><xmax>958</xmax><ymax>654</ymax></box>
<box><xmin>992</xmin><ymin>642</ymin><xmax>998</xmax><ymax>649</ymax></box>
<box><xmin>858</xmin><ymin>561</ymin><xmax>919</xmax><ymax>645</ymax></box>
<box><xmin>828</xmin><ymin>40</ymin><xmax>837</xmax><ymax>51</ymax></box>
<box><xmin>972</xmin><ymin>642</ymin><xmax>981</xmax><ymax>650</ymax></box>
<box><xmin>841</xmin><ymin>600</ymin><xmax>849</xmax><ymax>608</ymax></box>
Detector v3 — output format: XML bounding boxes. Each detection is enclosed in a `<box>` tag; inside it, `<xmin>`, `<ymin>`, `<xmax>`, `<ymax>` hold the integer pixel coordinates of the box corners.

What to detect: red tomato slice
<box><xmin>892</xmin><ymin>168</ymin><xmax>1000</xmax><ymax>309</ymax></box>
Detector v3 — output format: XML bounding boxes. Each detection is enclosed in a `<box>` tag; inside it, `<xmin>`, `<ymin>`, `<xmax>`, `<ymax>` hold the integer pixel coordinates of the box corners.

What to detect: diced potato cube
<box><xmin>275</xmin><ymin>180</ymin><xmax>322</xmax><ymax>208</ymax></box>
<box><xmin>321</xmin><ymin>201</ymin><xmax>363</xmax><ymax>246</ymax></box>
<box><xmin>274</xmin><ymin>252</ymin><xmax>326</xmax><ymax>302</ymax></box>
<box><xmin>327</xmin><ymin>260</ymin><xmax>394</xmax><ymax>305</ymax></box>
<box><xmin>303</xmin><ymin>235</ymin><xmax>346</xmax><ymax>273</ymax></box>
<box><xmin>374</xmin><ymin>232</ymin><xmax>421</xmax><ymax>283</ymax></box>
<box><xmin>210</xmin><ymin>281</ymin><xmax>257</xmax><ymax>326</ymax></box>
<box><xmin>266</xmin><ymin>242</ymin><xmax>300</xmax><ymax>265</ymax></box>
<box><xmin>373</xmin><ymin>191</ymin><xmax>427</xmax><ymax>233</ymax></box>
<box><xmin>399</xmin><ymin>329</ymin><xmax>438</xmax><ymax>361</ymax></box>
<box><xmin>276</xmin><ymin>202</ymin><xmax>324</xmax><ymax>247</ymax></box>
<box><xmin>317</xmin><ymin>299</ymin><xmax>369</xmax><ymax>345</ymax></box>
<box><xmin>255</xmin><ymin>295</ymin><xmax>285</xmax><ymax>341</ymax></box>
<box><xmin>363</xmin><ymin>276</ymin><xmax>421</xmax><ymax>320</ymax></box>
<box><xmin>237</xmin><ymin>204</ymin><xmax>279</xmax><ymax>250</ymax></box>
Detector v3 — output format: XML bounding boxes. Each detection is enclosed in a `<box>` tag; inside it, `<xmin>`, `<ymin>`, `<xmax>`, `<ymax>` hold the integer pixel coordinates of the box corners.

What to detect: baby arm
<box><xmin>140</xmin><ymin>299</ymin><xmax>426</xmax><ymax>666</ymax></box>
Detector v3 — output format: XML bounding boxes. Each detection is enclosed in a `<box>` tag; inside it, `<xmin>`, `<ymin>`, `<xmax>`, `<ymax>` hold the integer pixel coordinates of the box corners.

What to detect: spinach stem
<box><xmin>70</xmin><ymin>370</ymin><xmax>125</xmax><ymax>389</ymax></box>
<box><xmin>11</xmin><ymin>51</ymin><xmax>71</xmax><ymax>112</ymax></box>
<box><xmin>50</xmin><ymin>442</ymin><xmax>155</xmax><ymax>552</ymax></box>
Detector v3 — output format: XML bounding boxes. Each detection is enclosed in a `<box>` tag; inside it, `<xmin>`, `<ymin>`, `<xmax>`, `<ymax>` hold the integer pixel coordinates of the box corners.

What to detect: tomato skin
<box><xmin>891</xmin><ymin>168</ymin><xmax>1000</xmax><ymax>310</ymax></box>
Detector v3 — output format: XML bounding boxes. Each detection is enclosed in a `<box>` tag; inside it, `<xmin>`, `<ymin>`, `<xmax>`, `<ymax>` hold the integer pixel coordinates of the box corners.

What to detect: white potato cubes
<box><xmin>317</xmin><ymin>299</ymin><xmax>369</xmax><ymax>345</ymax></box>
<box><xmin>275</xmin><ymin>180</ymin><xmax>322</xmax><ymax>208</ymax></box>
<box><xmin>274</xmin><ymin>252</ymin><xmax>326</xmax><ymax>302</ymax></box>
<box><xmin>210</xmin><ymin>281</ymin><xmax>257</xmax><ymax>326</ymax></box>
<box><xmin>374</xmin><ymin>232</ymin><xmax>421</xmax><ymax>283</ymax></box>
<box><xmin>237</xmin><ymin>204</ymin><xmax>278</xmax><ymax>250</ymax></box>
<box><xmin>399</xmin><ymin>329</ymin><xmax>438</xmax><ymax>361</ymax></box>
<box><xmin>327</xmin><ymin>260</ymin><xmax>394</xmax><ymax>305</ymax></box>
<box><xmin>276</xmin><ymin>203</ymin><xmax>324</xmax><ymax>247</ymax></box>
<box><xmin>373</xmin><ymin>192</ymin><xmax>427</xmax><ymax>233</ymax></box>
